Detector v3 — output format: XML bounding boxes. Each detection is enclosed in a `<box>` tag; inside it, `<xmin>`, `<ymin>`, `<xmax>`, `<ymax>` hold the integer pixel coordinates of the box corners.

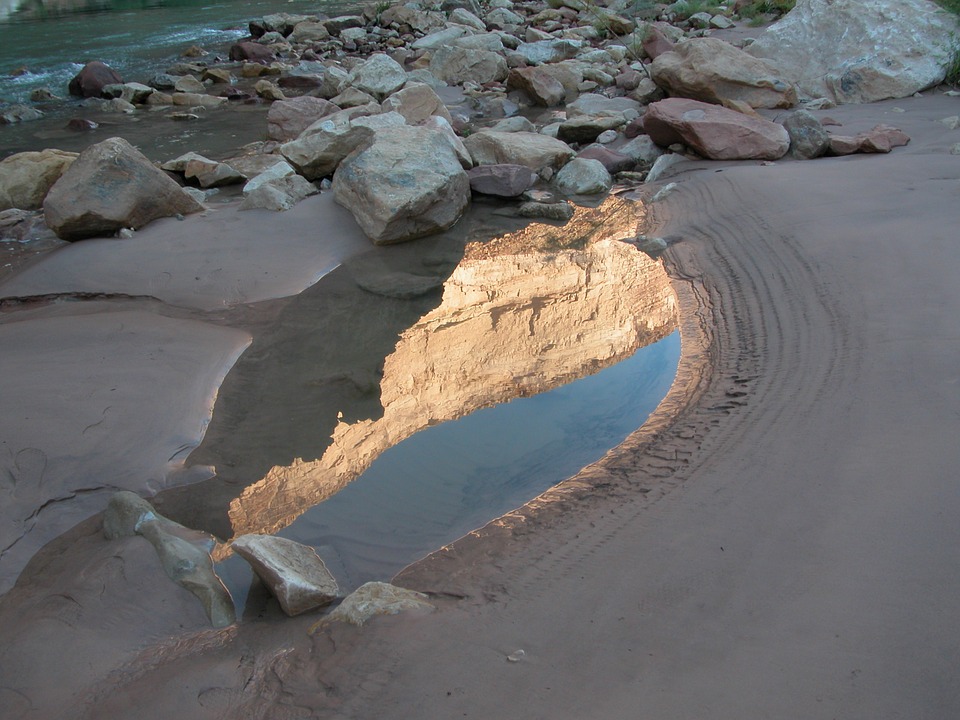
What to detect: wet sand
<box><xmin>2</xmin><ymin>90</ymin><xmax>959</xmax><ymax>717</ymax></box>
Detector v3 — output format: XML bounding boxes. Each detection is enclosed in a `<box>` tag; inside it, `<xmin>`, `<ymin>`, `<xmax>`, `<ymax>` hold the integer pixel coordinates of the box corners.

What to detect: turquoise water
<box><xmin>0</xmin><ymin>0</ymin><xmax>358</xmax><ymax>105</ymax></box>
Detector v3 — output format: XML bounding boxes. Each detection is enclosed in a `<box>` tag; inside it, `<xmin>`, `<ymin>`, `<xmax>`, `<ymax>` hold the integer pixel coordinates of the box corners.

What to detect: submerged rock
<box><xmin>103</xmin><ymin>491</ymin><xmax>235</xmax><ymax>628</ymax></box>
<box><xmin>313</xmin><ymin>582</ymin><xmax>434</xmax><ymax>627</ymax></box>
<box><xmin>232</xmin><ymin>534</ymin><xmax>338</xmax><ymax>616</ymax></box>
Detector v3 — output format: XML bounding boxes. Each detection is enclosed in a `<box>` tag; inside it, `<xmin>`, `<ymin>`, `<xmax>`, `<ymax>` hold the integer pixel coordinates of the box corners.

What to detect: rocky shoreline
<box><xmin>0</xmin><ymin>0</ymin><xmax>959</xmax><ymax>717</ymax></box>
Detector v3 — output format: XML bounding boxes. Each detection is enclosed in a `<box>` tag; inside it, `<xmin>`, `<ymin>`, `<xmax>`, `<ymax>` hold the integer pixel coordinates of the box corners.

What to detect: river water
<box><xmin>0</xmin><ymin>0</ymin><xmax>683</xmax><ymax>608</ymax></box>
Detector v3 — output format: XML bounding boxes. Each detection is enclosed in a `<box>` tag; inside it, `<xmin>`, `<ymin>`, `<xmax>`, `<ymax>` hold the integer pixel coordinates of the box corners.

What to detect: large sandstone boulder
<box><xmin>507</xmin><ymin>67</ymin><xmax>566</xmax><ymax>107</ymax></box>
<box><xmin>266</xmin><ymin>96</ymin><xmax>341</xmax><ymax>141</ymax></box>
<box><xmin>747</xmin><ymin>0</ymin><xmax>959</xmax><ymax>103</ymax></box>
<box><xmin>0</xmin><ymin>149</ymin><xmax>78</xmax><ymax>210</ymax></box>
<box><xmin>513</xmin><ymin>39</ymin><xmax>583</xmax><ymax>65</ymax></box>
<box><xmin>333</xmin><ymin>125</ymin><xmax>470</xmax><ymax>244</ymax></box>
<box><xmin>43</xmin><ymin>137</ymin><xmax>202</xmax><ymax>240</ymax></box>
<box><xmin>231</xmin><ymin>534</ymin><xmax>338</xmax><ymax>616</ymax></box>
<box><xmin>463</xmin><ymin>131</ymin><xmax>575</xmax><ymax>172</ymax></box>
<box><xmin>650</xmin><ymin>37</ymin><xmax>797</xmax><ymax>109</ymax></box>
<box><xmin>68</xmin><ymin>61</ymin><xmax>123</xmax><ymax>98</ymax></box>
<box><xmin>279</xmin><ymin>111</ymin><xmax>379</xmax><ymax>180</ymax></box>
<box><xmin>643</xmin><ymin>98</ymin><xmax>790</xmax><ymax>161</ymax></box>
<box><xmin>103</xmin><ymin>491</ymin><xmax>235</xmax><ymax>628</ymax></box>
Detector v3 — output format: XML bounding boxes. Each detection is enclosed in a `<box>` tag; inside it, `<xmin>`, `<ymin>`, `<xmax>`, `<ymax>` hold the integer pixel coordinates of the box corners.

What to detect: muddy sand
<box><xmin>1</xmin><ymin>91</ymin><xmax>959</xmax><ymax>718</ymax></box>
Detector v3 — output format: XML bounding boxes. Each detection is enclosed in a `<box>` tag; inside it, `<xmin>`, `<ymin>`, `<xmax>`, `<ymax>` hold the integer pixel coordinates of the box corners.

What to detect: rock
<box><xmin>515</xmin><ymin>201</ymin><xmax>575</xmax><ymax>221</ymax></box>
<box><xmin>280</xmin><ymin>112</ymin><xmax>378</xmax><ymax>180</ymax></box>
<box><xmin>557</xmin><ymin>115</ymin><xmax>624</xmax><ymax>144</ymax></box>
<box><xmin>618</xmin><ymin>134</ymin><xmax>666</xmax><ymax>167</ymax></box>
<box><xmin>782</xmin><ymin>109</ymin><xmax>831</xmax><ymax>159</ymax></box>
<box><xmin>160</xmin><ymin>151</ymin><xmax>210</xmax><ymax>173</ymax></box>
<box><xmin>576</xmin><ymin>145</ymin><xmax>634</xmax><ymax>174</ymax></box>
<box><xmin>333</xmin><ymin>124</ymin><xmax>470</xmax><ymax>244</ymax></box>
<box><xmin>231</xmin><ymin>535</ymin><xmax>338</xmax><ymax>616</ymax></box>
<box><xmin>566</xmin><ymin>93</ymin><xmax>641</xmax><ymax>121</ymax></box>
<box><xmin>184</xmin><ymin>158</ymin><xmax>246</xmax><ymax>188</ymax></box>
<box><xmin>553</xmin><ymin>157</ymin><xmax>611</xmax><ymax>195</ymax></box>
<box><xmin>467</xmin><ymin>164</ymin><xmax>537</xmax><ymax>197</ymax></box>
<box><xmin>148</xmin><ymin>72</ymin><xmax>177</xmax><ymax>90</ymax></box>
<box><xmin>314</xmin><ymin>582</ymin><xmax>433</xmax><ymax>627</ymax></box>
<box><xmin>229</xmin><ymin>41</ymin><xmax>276</xmax><ymax>63</ymax></box>
<box><xmin>0</xmin><ymin>208</ymin><xmax>57</xmax><ymax>243</ymax></box>
<box><xmin>68</xmin><ymin>60</ymin><xmax>123</xmax><ymax>98</ymax></box>
<box><xmin>489</xmin><ymin>116</ymin><xmax>537</xmax><ymax>133</ymax></box>
<box><xmin>66</xmin><ymin>118</ymin><xmax>99</xmax><ymax>131</ymax></box>
<box><xmin>108</xmin><ymin>81</ymin><xmax>155</xmax><ymax>104</ymax></box>
<box><xmin>29</xmin><ymin>87</ymin><xmax>60</xmax><ymax>102</ymax></box>
<box><xmin>172</xmin><ymin>92</ymin><xmax>228</xmax><ymax>108</ymax></box>
<box><xmin>103</xmin><ymin>491</ymin><xmax>235</xmax><ymax>628</ymax></box>
<box><xmin>289</xmin><ymin>20</ymin><xmax>331</xmax><ymax>44</ymax></box>
<box><xmin>650</xmin><ymin>37</ymin><xmax>797</xmax><ymax>109</ymax></box>
<box><xmin>1</xmin><ymin>104</ymin><xmax>44</xmax><ymax>124</ymax></box>
<box><xmin>240</xmin><ymin>174</ymin><xmax>318</xmax><ymax>211</ymax></box>
<box><xmin>347</xmin><ymin>53</ymin><xmax>408</xmax><ymax>100</ymax></box>
<box><xmin>506</xmin><ymin>66</ymin><xmax>566</xmax><ymax>107</ymax></box>
<box><xmin>643</xmin><ymin>98</ymin><xmax>790</xmax><ymax>161</ymax></box>
<box><xmin>43</xmin><ymin>137</ymin><xmax>202</xmax><ymax>240</ymax></box>
<box><xmin>645</xmin><ymin>153</ymin><xmax>687</xmax><ymax>183</ymax></box>
<box><xmin>267</xmin><ymin>96</ymin><xmax>341</xmax><ymax>141</ymax></box>
<box><xmin>429</xmin><ymin>46</ymin><xmax>508</xmax><ymax>85</ymax></box>
<box><xmin>413</xmin><ymin>25</ymin><xmax>474</xmax><ymax>51</ymax></box>
<box><xmin>639</xmin><ymin>24</ymin><xmax>675</xmax><ymax>60</ymax></box>
<box><xmin>828</xmin><ymin>124</ymin><xmax>910</xmax><ymax>155</ymax></box>
<box><xmin>381</xmin><ymin>83</ymin><xmax>452</xmax><ymax>123</ymax></box>
<box><xmin>419</xmin><ymin>115</ymin><xmax>474</xmax><ymax>170</ymax></box>
<box><xmin>331</xmin><ymin>87</ymin><xmax>379</xmax><ymax>108</ymax></box>
<box><xmin>449</xmin><ymin>7</ymin><xmax>487</xmax><ymax>31</ymax></box>
<box><xmin>253</xmin><ymin>80</ymin><xmax>285</xmax><ymax>101</ymax></box>
<box><xmin>747</xmin><ymin>0</ymin><xmax>959</xmax><ymax>103</ymax></box>
<box><xmin>0</xmin><ymin>149</ymin><xmax>78</xmax><ymax>210</ymax></box>
<box><xmin>173</xmin><ymin>74</ymin><xmax>205</xmax><ymax>93</ymax></box>
<box><xmin>464</xmin><ymin>130</ymin><xmax>575</xmax><ymax>172</ymax></box>
<box><xmin>485</xmin><ymin>6</ymin><xmax>525</xmax><ymax>28</ymax></box>
<box><xmin>588</xmin><ymin>7</ymin><xmax>635</xmax><ymax>35</ymax></box>
<box><xmin>513</xmin><ymin>39</ymin><xmax>582</xmax><ymax>65</ymax></box>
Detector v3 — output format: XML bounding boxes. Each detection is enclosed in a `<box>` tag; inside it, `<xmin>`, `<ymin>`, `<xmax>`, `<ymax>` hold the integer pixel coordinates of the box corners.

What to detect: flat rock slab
<box><xmin>232</xmin><ymin>534</ymin><xmax>339</xmax><ymax>616</ymax></box>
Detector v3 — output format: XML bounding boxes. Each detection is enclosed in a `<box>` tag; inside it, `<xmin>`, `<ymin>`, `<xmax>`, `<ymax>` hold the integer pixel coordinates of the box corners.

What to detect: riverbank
<box><xmin>1</xmin><ymin>87</ymin><xmax>956</xmax><ymax>718</ymax></box>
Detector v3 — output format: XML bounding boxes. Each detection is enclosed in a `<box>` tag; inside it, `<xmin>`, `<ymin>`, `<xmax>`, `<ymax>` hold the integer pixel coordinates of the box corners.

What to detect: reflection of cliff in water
<box><xmin>227</xmin><ymin>196</ymin><xmax>678</xmax><ymax>540</ymax></box>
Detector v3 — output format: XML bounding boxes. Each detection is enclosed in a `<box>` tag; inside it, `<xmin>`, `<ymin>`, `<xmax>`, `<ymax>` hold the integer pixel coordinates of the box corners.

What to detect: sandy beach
<box><xmin>2</xmin><ymin>66</ymin><xmax>959</xmax><ymax>720</ymax></box>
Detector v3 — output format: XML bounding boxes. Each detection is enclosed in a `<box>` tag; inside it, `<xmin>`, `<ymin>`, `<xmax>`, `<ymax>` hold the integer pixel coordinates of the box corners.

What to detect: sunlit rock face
<box><xmin>227</xmin><ymin>196</ymin><xmax>678</xmax><ymax>538</ymax></box>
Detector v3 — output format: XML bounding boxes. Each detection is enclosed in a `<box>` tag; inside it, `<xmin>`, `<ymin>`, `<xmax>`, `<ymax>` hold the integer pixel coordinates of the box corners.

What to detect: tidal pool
<box><xmin>206</xmin><ymin>197</ymin><xmax>681</xmax><ymax>612</ymax></box>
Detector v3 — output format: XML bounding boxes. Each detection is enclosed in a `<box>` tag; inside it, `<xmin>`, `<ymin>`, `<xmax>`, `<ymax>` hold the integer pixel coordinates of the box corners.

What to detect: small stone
<box><xmin>507</xmin><ymin>649</ymin><xmax>526</xmax><ymax>663</ymax></box>
<box><xmin>940</xmin><ymin>116</ymin><xmax>960</xmax><ymax>130</ymax></box>
<box><xmin>312</xmin><ymin>582</ymin><xmax>434</xmax><ymax>628</ymax></box>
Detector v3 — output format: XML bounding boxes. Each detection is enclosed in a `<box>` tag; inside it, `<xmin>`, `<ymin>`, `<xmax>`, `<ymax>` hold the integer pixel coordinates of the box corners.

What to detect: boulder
<box><xmin>449</xmin><ymin>7</ymin><xmax>487</xmax><ymax>31</ymax></box>
<box><xmin>240</xmin><ymin>173</ymin><xmax>318</xmax><ymax>211</ymax></box>
<box><xmin>231</xmin><ymin>535</ymin><xmax>338</xmax><ymax>616</ymax></box>
<box><xmin>828</xmin><ymin>124</ymin><xmax>910</xmax><ymax>155</ymax></box>
<box><xmin>643</xmin><ymin>98</ymin><xmax>790</xmax><ymax>161</ymax></box>
<box><xmin>515</xmin><ymin>201</ymin><xmax>575</xmax><ymax>221</ymax></box>
<box><xmin>173</xmin><ymin>74</ymin><xmax>205</xmax><ymax>93</ymax></box>
<box><xmin>429</xmin><ymin>46</ymin><xmax>508</xmax><ymax>85</ymax></box>
<box><xmin>315</xmin><ymin>582</ymin><xmax>434</xmax><ymax>627</ymax></box>
<box><xmin>288</xmin><ymin>20</ymin><xmax>331</xmax><ymax>43</ymax></box>
<box><xmin>43</xmin><ymin>137</ymin><xmax>202</xmax><ymax>240</ymax></box>
<box><xmin>513</xmin><ymin>39</ymin><xmax>583</xmax><ymax>65</ymax></box>
<box><xmin>68</xmin><ymin>61</ymin><xmax>123</xmax><ymax>98</ymax></box>
<box><xmin>747</xmin><ymin>0</ymin><xmax>959</xmax><ymax>103</ymax></box>
<box><xmin>618</xmin><ymin>134</ymin><xmax>666</xmax><ymax>167</ymax></box>
<box><xmin>267</xmin><ymin>96</ymin><xmax>341</xmax><ymax>141</ymax></box>
<box><xmin>650</xmin><ymin>37</ymin><xmax>797</xmax><ymax>109</ymax></box>
<box><xmin>381</xmin><ymin>83</ymin><xmax>452</xmax><ymax>123</ymax></box>
<box><xmin>782</xmin><ymin>109</ymin><xmax>831</xmax><ymax>159</ymax></box>
<box><xmin>463</xmin><ymin>130</ymin><xmax>575</xmax><ymax>172</ymax></box>
<box><xmin>280</xmin><ymin>113</ymin><xmax>378</xmax><ymax>180</ymax></box>
<box><xmin>576</xmin><ymin>145</ymin><xmax>635</xmax><ymax>174</ymax></box>
<box><xmin>184</xmin><ymin>157</ymin><xmax>246</xmax><ymax>188</ymax></box>
<box><xmin>553</xmin><ymin>157</ymin><xmax>612</xmax><ymax>195</ymax></box>
<box><xmin>0</xmin><ymin>149</ymin><xmax>78</xmax><ymax>211</ymax></box>
<box><xmin>467</xmin><ymin>164</ymin><xmax>537</xmax><ymax>197</ymax></box>
<box><xmin>566</xmin><ymin>93</ymin><xmax>641</xmax><ymax>121</ymax></box>
<box><xmin>418</xmin><ymin>115</ymin><xmax>475</xmax><ymax>170</ymax></box>
<box><xmin>413</xmin><ymin>25</ymin><xmax>474</xmax><ymax>51</ymax></box>
<box><xmin>333</xmin><ymin>124</ymin><xmax>470</xmax><ymax>244</ymax></box>
<box><xmin>103</xmin><ymin>491</ymin><xmax>235</xmax><ymax>628</ymax></box>
<box><xmin>507</xmin><ymin>67</ymin><xmax>566</xmax><ymax>107</ymax></box>
<box><xmin>557</xmin><ymin>115</ymin><xmax>624</xmax><ymax>144</ymax></box>
<box><xmin>172</xmin><ymin>92</ymin><xmax>228</xmax><ymax>108</ymax></box>
<box><xmin>347</xmin><ymin>53</ymin><xmax>408</xmax><ymax>101</ymax></box>
<box><xmin>228</xmin><ymin>41</ymin><xmax>275</xmax><ymax>63</ymax></box>
<box><xmin>639</xmin><ymin>24</ymin><xmax>676</xmax><ymax>60</ymax></box>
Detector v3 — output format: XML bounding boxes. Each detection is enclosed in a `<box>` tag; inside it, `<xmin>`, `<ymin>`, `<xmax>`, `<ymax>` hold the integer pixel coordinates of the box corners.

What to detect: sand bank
<box><xmin>1</xmin><ymin>91</ymin><xmax>958</xmax><ymax>718</ymax></box>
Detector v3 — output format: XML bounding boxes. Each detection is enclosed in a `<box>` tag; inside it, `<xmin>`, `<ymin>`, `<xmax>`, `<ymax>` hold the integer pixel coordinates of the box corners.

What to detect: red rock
<box><xmin>641</xmin><ymin>26</ymin><xmax>674</xmax><ymax>60</ymax></box>
<box><xmin>228</xmin><ymin>41</ymin><xmax>275</xmax><ymax>64</ymax></box>
<box><xmin>507</xmin><ymin>66</ymin><xmax>566</xmax><ymax>107</ymax></box>
<box><xmin>643</xmin><ymin>98</ymin><xmax>790</xmax><ymax>161</ymax></box>
<box><xmin>576</xmin><ymin>146</ymin><xmax>635</xmax><ymax>174</ymax></box>
<box><xmin>67</xmin><ymin>61</ymin><xmax>123</xmax><ymax>98</ymax></box>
